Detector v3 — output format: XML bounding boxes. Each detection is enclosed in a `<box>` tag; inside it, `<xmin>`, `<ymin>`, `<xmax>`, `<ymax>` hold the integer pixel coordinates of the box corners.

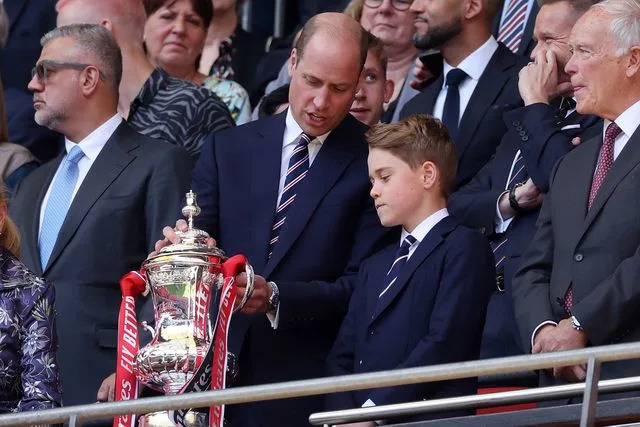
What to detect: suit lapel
<box><xmin>582</xmin><ymin>127</ymin><xmax>640</xmax><ymax>234</ymax></box>
<box><xmin>423</xmin><ymin>75</ymin><xmax>443</xmax><ymax>115</ymax></box>
<box><xmin>249</xmin><ymin>112</ymin><xmax>287</xmax><ymax>273</ymax></box>
<box><xmin>262</xmin><ymin>116</ymin><xmax>360</xmax><ymax>278</ymax></box>
<box><xmin>456</xmin><ymin>45</ymin><xmax>517</xmax><ymax>160</ymax></box>
<box><xmin>44</xmin><ymin>123</ymin><xmax>138</xmax><ymax>273</ymax></box>
<box><xmin>4</xmin><ymin>0</ymin><xmax>27</xmax><ymax>31</ymax></box>
<box><xmin>368</xmin><ymin>216</ymin><xmax>456</xmax><ymax>326</ymax></box>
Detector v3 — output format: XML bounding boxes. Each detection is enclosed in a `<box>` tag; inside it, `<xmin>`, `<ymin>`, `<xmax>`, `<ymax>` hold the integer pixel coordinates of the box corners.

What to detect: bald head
<box><xmin>294</xmin><ymin>13</ymin><xmax>368</xmax><ymax>73</ymax></box>
<box><xmin>56</xmin><ymin>0</ymin><xmax>146</xmax><ymax>41</ymax></box>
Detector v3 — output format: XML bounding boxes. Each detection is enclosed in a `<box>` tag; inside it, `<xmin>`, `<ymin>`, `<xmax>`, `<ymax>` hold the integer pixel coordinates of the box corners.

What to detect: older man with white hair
<box><xmin>513</xmin><ymin>0</ymin><xmax>640</xmax><ymax>396</ymax></box>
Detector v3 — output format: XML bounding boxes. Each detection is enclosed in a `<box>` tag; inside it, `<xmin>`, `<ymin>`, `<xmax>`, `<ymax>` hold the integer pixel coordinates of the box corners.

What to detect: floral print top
<box><xmin>0</xmin><ymin>247</ymin><xmax>61</xmax><ymax>413</ymax></box>
<box><xmin>202</xmin><ymin>76</ymin><xmax>251</xmax><ymax>125</ymax></box>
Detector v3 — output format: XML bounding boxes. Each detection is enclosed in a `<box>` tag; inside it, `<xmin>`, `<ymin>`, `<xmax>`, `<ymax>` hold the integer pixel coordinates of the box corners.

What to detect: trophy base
<box><xmin>139</xmin><ymin>410</ymin><xmax>208</xmax><ymax>426</ymax></box>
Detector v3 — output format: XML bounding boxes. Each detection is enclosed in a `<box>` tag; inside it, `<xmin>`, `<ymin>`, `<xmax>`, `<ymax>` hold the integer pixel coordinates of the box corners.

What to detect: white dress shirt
<box><xmin>530</xmin><ymin>99</ymin><xmax>640</xmax><ymax>348</ymax></box>
<box><xmin>432</xmin><ymin>37</ymin><xmax>499</xmax><ymax>124</ymax></box>
<box><xmin>38</xmin><ymin>114</ymin><xmax>122</xmax><ymax>235</ymax></box>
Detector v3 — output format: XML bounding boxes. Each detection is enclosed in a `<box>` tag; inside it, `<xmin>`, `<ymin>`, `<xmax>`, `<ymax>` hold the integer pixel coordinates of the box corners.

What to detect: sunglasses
<box><xmin>31</xmin><ymin>60</ymin><xmax>106</xmax><ymax>83</ymax></box>
<box><xmin>364</xmin><ymin>0</ymin><xmax>413</xmax><ymax>11</ymax></box>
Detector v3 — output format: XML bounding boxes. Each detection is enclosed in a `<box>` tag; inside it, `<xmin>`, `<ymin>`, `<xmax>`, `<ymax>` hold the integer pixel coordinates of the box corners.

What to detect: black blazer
<box><xmin>449</xmin><ymin>103</ymin><xmax>600</xmax><ymax>363</ymax></box>
<box><xmin>10</xmin><ymin>123</ymin><xmax>193</xmax><ymax>406</ymax></box>
<box><xmin>513</xmin><ymin>120</ymin><xmax>640</xmax><ymax>385</ymax></box>
<box><xmin>400</xmin><ymin>44</ymin><xmax>527</xmax><ymax>190</ymax></box>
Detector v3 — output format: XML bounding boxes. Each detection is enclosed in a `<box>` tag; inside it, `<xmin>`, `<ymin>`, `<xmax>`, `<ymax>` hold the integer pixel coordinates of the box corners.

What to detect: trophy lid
<box><xmin>146</xmin><ymin>190</ymin><xmax>225</xmax><ymax>262</ymax></box>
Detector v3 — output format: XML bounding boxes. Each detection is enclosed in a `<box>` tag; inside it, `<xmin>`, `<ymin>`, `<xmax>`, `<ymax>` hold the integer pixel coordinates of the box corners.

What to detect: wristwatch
<box><xmin>267</xmin><ymin>281</ymin><xmax>280</xmax><ymax>312</ymax></box>
<box><xmin>509</xmin><ymin>181</ymin><xmax>526</xmax><ymax>214</ymax></box>
<box><xmin>570</xmin><ymin>315</ymin><xmax>583</xmax><ymax>331</ymax></box>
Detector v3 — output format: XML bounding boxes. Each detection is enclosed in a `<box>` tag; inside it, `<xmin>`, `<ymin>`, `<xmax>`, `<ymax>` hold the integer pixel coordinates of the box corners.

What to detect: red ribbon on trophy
<box><xmin>113</xmin><ymin>270</ymin><xmax>147</xmax><ymax>427</ymax></box>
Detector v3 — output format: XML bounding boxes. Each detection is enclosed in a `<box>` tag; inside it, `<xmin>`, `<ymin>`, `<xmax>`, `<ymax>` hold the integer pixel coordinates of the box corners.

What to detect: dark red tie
<box><xmin>564</xmin><ymin>122</ymin><xmax>623</xmax><ymax>312</ymax></box>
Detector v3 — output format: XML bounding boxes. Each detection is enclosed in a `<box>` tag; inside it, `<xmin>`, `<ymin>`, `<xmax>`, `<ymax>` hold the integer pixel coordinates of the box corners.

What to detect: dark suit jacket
<box><xmin>10</xmin><ymin>123</ymin><xmax>193</xmax><ymax>407</ymax></box>
<box><xmin>400</xmin><ymin>44</ymin><xmax>526</xmax><ymax>190</ymax></box>
<box><xmin>492</xmin><ymin>1</ymin><xmax>539</xmax><ymax>57</ymax></box>
<box><xmin>326</xmin><ymin>217</ymin><xmax>495</xmax><ymax>422</ymax></box>
<box><xmin>512</xmin><ymin>121</ymin><xmax>640</xmax><ymax>386</ymax></box>
<box><xmin>449</xmin><ymin>103</ymin><xmax>600</xmax><ymax>367</ymax></box>
<box><xmin>192</xmin><ymin>110</ymin><xmax>393</xmax><ymax>426</ymax></box>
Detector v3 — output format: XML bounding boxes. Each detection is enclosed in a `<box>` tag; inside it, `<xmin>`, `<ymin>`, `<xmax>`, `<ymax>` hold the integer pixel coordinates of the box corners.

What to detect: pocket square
<box><xmin>561</xmin><ymin>124</ymin><xmax>581</xmax><ymax>130</ymax></box>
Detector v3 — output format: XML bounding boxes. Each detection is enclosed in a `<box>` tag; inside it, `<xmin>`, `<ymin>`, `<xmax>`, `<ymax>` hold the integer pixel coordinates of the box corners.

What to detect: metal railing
<box><xmin>0</xmin><ymin>342</ymin><xmax>639</xmax><ymax>426</ymax></box>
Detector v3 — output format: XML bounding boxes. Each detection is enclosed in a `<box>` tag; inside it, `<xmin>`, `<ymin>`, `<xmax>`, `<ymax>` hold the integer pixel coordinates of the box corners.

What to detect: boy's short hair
<box><xmin>366</xmin><ymin>114</ymin><xmax>458</xmax><ymax>196</ymax></box>
<box><xmin>366</xmin><ymin>31</ymin><xmax>388</xmax><ymax>79</ymax></box>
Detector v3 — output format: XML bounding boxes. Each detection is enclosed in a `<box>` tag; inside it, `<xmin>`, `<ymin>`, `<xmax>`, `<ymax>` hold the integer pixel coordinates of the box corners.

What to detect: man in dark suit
<box><xmin>512</xmin><ymin>0</ymin><xmax>640</xmax><ymax>392</ymax></box>
<box><xmin>159</xmin><ymin>12</ymin><xmax>391</xmax><ymax>427</ymax></box>
<box><xmin>493</xmin><ymin>0</ymin><xmax>539</xmax><ymax>57</ymax></box>
<box><xmin>448</xmin><ymin>0</ymin><xmax>600</xmax><ymax>385</ymax></box>
<box><xmin>401</xmin><ymin>0</ymin><xmax>526</xmax><ymax>191</ymax></box>
<box><xmin>327</xmin><ymin>115</ymin><xmax>495</xmax><ymax>425</ymax></box>
<box><xmin>10</xmin><ymin>24</ymin><xmax>192</xmax><ymax>408</ymax></box>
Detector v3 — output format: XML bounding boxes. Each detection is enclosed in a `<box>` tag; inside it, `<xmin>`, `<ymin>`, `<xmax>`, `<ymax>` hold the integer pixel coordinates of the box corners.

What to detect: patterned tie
<box><xmin>492</xmin><ymin>151</ymin><xmax>527</xmax><ymax>269</ymax></box>
<box><xmin>379</xmin><ymin>235</ymin><xmax>417</xmax><ymax>298</ymax></box>
<box><xmin>442</xmin><ymin>68</ymin><xmax>468</xmax><ymax>142</ymax></box>
<box><xmin>497</xmin><ymin>0</ymin><xmax>529</xmax><ymax>53</ymax></box>
<box><xmin>268</xmin><ymin>133</ymin><xmax>312</xmax><ymax>258</ymax></box>
<box><xmin>39</xmin><ymin>145</ymin><xmax>85</xmax><ymax>269</ymax></box>
<box><xmin>564</xmin><ymin>122</ymin><xmax>622</xmax><ymax>312</ymax></box>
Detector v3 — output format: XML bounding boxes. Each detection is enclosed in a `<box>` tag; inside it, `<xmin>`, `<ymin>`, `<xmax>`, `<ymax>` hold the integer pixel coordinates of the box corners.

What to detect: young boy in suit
<box><xmin>326</xmin><ymin>114</ymin><xmax>496</xmax><ymax>424</ymax></box>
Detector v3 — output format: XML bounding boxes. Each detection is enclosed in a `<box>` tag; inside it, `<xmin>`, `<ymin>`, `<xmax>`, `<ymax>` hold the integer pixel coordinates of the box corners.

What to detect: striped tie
<box><xmin>39</xmin><ymin>145</ymin><xmax>85</xmax><ymax>269</ymax></box>
<box><xmin>268</xmin><ymin>133</ymin><xmax>312</xmax><ymax>258</ymax></box>
<box><xmin>491</xmin><ymin>151</ymin><xmax>527</xmax><ymax>269</ymax></box>
<box><xmin>379</xmin><ymin>235</ymin><xmax>417</xmax><ymax>298</ymax></box>
<box><xmin>497</xmin><ymin>0</ymin><xmax>529</xmax><ymax>53</ymax></box>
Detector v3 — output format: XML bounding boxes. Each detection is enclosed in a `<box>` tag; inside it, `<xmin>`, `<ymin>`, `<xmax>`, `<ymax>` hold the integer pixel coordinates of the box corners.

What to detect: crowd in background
<box><xmin>2</xmin><ymin>0</ymin><xmax>640</xmax><ymax>426</ymax></box>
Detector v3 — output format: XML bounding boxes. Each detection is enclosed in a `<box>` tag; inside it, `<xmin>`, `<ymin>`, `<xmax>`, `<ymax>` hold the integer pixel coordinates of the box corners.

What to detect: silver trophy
<box><xmin>134</xmin><ymin>191</ymin><xmax>254</xmax><ymax>426</ymax></box>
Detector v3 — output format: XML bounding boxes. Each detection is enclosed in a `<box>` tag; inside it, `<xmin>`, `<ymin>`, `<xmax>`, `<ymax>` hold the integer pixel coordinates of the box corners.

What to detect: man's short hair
<box><xmin>366</xmin><ymin>114</ymin><xmax>458</xmax><ymax>196</ymax></box>
<box><xmin>592</xmin><ymin>0</ymin><xmax>640</xmax><ymax>56</ymax></box>
<box><xmin>143</xmin><ymin>0</ymin><xmax>213</xmax><ymax>29</ymax></box>
<box><xmin>41</xmin><ymin>24</ymin><xmax>122</xmax><ymax>92</ymax></box>
<box><xmin>366</xmin><ymin>31</ymin><xmax>388</xmax><ymax>79</ymax></box>
<box><xmin>293</xmin><ymin>14</ymin><xmax>368</xmax><ymax>72</ymax></box>
<box><xmin>538</xmin><ymin>0</ymin><xmax>601</xmax><ymax>15</ymax></box>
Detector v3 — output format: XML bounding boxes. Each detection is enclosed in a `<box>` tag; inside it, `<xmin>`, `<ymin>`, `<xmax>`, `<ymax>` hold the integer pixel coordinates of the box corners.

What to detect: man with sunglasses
<box><xmin>10</xmin><ymin>24</ymin><xmax>192</xmax><ymax>412</ymax></box>
<box><xmin>400</xmin><ymin>0</ymin><xmax>526</xmax><ymax>191</ymax></box>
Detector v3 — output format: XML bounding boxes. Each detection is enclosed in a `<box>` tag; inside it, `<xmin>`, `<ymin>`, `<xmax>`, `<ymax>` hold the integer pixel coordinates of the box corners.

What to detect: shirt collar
<box><xmin>283</xmin><ymin>108</ymin><xmax>331</xmax><ymax>147</ymax></box>
<box><xmin>442</xmin><ymin>36</ymin><xmax>499</xmax><ymax>84</ymax></box>
<box><xmin>400</xmin><ymin>208</ymin><xmax>450</xmax><ymax>245</ymax></box>
<box><xmin>64</xmin><ymin>114</ymin><xmax>122</xmax><ymax>161</ymax></box>
<box><xmin>606</xmin><ymin>99</ymin><xmax>640</xmax><ymax>139</ymax></box>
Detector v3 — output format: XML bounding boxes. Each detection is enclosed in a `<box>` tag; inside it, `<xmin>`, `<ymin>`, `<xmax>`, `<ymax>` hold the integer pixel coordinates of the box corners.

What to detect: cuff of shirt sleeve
<box><xmin>531</xmin><ymin>320</ymin><xmax>558</xmax><ymax>350</ymax></box>
<box><xmin>266</xmin><ymin>298</ymin><xmax>280</xmax><ymax>330</ymax></box>
<box><xmin>495</xmin><ymin>191</ymin><xmax>514</xmax><ymax>233</ymax></box>
<box><xmin>362</xmin><ymin>400</ymin><xmax>384</xmax><ymax>425</ymax></box>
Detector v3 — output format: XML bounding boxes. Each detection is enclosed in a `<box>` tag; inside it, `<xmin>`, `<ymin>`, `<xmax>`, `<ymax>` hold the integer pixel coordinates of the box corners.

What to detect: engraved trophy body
<box><xmin>118</xmin><ymin>191</ymin><xmax>253</xmax><ymax>427</ymax></box>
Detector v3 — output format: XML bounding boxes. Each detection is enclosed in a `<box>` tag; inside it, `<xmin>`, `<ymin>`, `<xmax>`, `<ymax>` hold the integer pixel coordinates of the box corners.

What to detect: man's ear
<box><xmin>463</xmin><ymin>0</ymin><xmax>482</xmax><ymax>20</ymax></box>
<box><xmin>100</xmin><ymin>19</ymin><xmax>113</xmax><ymax>32</ymax></box>
<box><xmin>384</xmin><ymin>79</ymin><xmax>394</xmax><ymax>103</ymax></box>
<box><xmin>626</xmin><ymin>45</ymin><xmax>640</xmax><ymax>78</ymax></box>
<box><xmin>80</xmin><ymin>66</ymin><xmax>101</xmax><ymax>97</ymax></box>
<box><xmin>288</xmin><ymin>48</ymin><xmax>299</xmax><ymax>78</ymax></box>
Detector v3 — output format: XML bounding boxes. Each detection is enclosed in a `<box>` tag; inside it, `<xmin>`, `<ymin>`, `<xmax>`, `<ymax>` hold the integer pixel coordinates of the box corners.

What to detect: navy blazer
<box><xmin>326</xmin><ymin>216</ymin><xmax>495</xmax><ymax>422</ymax></box>
<box><xmin>10</xmin><ymin>123</ymin><xmax>193</xmax><ymax>408</ymax></box>
<box><xmin>192</xmin><ymin>110</ymin><xmax>393</xmax><ymax>426</ymax></box>
<box><xmin>400</xmin><ymin>44</ymin><xmax>526</xmax><ymax>190</ymax></box>
<box><xmin>449</xmin><ymin>103</ymin><xmax>601</xmax><ymax>363</ymax></box>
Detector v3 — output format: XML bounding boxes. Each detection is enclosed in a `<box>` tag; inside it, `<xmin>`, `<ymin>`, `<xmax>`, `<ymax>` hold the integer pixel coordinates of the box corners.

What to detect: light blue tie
<box><xmin>39</xmin><ymin>145</ymin><xmax>85</xmax><ymax>269</ymax></box>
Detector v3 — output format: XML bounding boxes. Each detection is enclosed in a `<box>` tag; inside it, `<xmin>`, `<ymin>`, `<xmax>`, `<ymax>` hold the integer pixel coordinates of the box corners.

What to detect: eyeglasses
<box><xmin>31</xmin><ymin>60</ymin><xmax>106</xmax><ymax>83</ymax></box>
<box><xmin>364</xmin><ymin>0</ymin><xmax>413</xmax><ymax>11</ymax></box>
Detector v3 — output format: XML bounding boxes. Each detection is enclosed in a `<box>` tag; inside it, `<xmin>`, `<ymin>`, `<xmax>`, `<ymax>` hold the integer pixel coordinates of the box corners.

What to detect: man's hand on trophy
<box><xmin>235</xmin><ymin>273</ymin><xmax>271</xmax><ymax>314</ymax></box>
<box><xmin>96</xmin><ymin>373</ymin><xmax>116</xmax><ymax>402</ymax></box>
<box><xmin>150</xmin><ymin>219</ymin><xmax>217</xmax><ymax>258</ymax></box>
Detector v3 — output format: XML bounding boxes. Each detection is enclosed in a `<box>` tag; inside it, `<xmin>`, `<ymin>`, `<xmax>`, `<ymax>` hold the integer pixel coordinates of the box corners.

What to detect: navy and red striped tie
<box><xmin>268</xmin><ymin>133</ymin><xmax>312</xmax><ymax>258</ymax></box>
<box><xmin>497</xmin><ymin>0</ymin><xmax>529</xmax><ymax>53</ymax></box>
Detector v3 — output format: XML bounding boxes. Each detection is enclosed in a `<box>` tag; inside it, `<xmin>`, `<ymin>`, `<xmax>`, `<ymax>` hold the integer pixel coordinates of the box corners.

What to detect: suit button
<box><xmin>370</xmin><ymin>330</ymin><xmax>374</xmax><ymax>336</ymax></box>
<box><xmin>512</xmin><ymin>120</ymin><xmax>521</xmax><ymax>127</ymax></box>
<box><xmin>519</xmin><ymin>130</ymin><xmax>527</xmax><ymax>136</ymax></box>
<box><xmin>522</xmin><ymin>136</ymin><xmax>529</xmax><ymax>142</ymax></box>
<box><xmin>516</xmin><ymin>125</ymin><xmax>523</xmax><ymax>131</ymax></box>
<box><xmin>359</xmin><ymin>360</ymin><xmax>363</xmax><ymax>365</ymax></box>
<box><xmin>574</xmin><ymin>253</ymin><xmax>584</xmax><ymax>262</ymax></box>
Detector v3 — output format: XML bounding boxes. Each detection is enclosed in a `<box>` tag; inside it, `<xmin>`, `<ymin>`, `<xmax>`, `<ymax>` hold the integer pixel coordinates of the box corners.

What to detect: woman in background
<box><xmin>0</xmin><ymin>186</ymin><xmax>60</xmax><ymax>412</ymax></box>
<box><xmin>143</xmin><ymin>0</ymin><xmax>251</xmax><ymax>124</ymax></box>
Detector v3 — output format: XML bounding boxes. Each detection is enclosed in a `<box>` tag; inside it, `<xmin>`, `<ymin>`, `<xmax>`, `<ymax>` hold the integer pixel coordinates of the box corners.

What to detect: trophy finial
<box><xmin>181</xmin><ymin>190</ymin><xmax>201</xmax><ymax>230</ymax></box>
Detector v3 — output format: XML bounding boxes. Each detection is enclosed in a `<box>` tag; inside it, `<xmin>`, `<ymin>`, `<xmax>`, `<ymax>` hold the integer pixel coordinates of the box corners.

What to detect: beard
<box><xmin>34</xmin><ymin>106</ymin><xmax>66</xmax><ymax>131</ymax></box>
<box><xmin>413</xmin><ymin>16</ymin><xmax>463</xmax><ymax>50</ymax></box>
